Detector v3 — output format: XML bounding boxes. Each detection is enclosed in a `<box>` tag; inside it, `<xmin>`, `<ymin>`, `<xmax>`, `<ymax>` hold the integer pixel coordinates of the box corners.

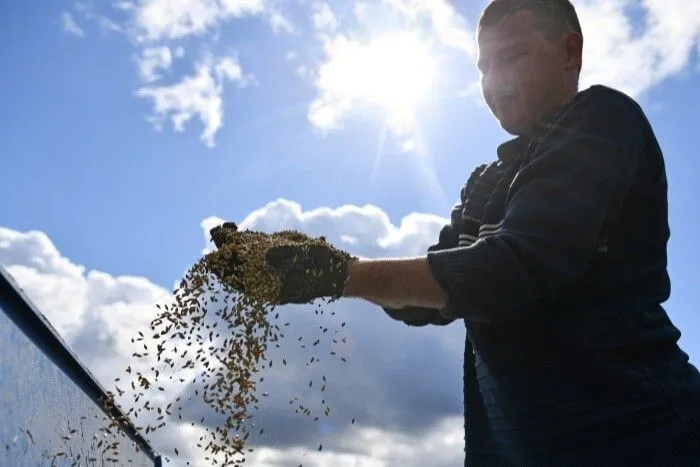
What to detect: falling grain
<box><xmin>51</xmin><ymin>228</ymin><xmax>357</xmax><ymax>466</ymax></box>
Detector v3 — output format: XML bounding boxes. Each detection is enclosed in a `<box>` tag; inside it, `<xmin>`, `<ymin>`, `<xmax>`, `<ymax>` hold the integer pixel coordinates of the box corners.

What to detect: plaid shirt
<box><xmin>384</xmin><ymin>85</ymin><xmax>700</xmax><ymax>464</ymax></box>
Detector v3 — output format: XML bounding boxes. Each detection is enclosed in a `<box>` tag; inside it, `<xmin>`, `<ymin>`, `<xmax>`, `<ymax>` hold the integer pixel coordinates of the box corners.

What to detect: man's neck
<box><xmin>518</xmin><ymin>89</ymin><xmax>580</xmax><ymax>137</ymax></box>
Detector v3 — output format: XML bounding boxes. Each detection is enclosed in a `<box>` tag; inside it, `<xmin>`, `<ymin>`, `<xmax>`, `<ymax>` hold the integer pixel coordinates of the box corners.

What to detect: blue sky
<box><xmin>1</xmin><ymin>0</ymin><xmax>700</xmax><ymax>465</ymax></box>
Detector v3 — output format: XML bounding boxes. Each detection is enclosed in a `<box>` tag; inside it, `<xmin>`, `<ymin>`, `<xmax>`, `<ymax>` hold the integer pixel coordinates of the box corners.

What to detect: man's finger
<box><xmin>210</xmin><ymin>222</ymin><xmax>238</xmax><ymax>248</ymax></box>
<box><xmin>210</xmin><ymin>222</ymin><xmax>238</xmax><ymax>235</ymax></box>
<box><xmin>210</xmin><ymin>227</ymin><xmax>226</xmax><ymax>247</ymax></box>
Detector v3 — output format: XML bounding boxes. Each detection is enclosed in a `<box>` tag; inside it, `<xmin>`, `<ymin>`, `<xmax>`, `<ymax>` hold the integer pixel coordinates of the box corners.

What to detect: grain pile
<box><xmin>47</xmin><ymin>229</ymin><xmax>357</xmax><ymax>465</ymax></box>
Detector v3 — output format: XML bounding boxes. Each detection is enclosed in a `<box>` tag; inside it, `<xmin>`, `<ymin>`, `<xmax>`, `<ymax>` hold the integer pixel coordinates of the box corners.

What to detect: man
<box><xmin>211</xmin><ymin>0</ymin><xmax>700</xmax><ymax>464</ymax></box>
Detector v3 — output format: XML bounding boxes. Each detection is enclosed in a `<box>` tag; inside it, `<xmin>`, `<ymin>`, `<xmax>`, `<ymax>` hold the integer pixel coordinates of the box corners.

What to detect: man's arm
<box><xmin>343</xmin><ymin>256</ymin><xmax>448</xmax><ymax>309</ymax></box>
<box><xmin>343</xmin><ymin>87</ymin><xmax>647</xmax><ymax>324</ymax></box>
<box><xmin>372</xmin><ymin>223</ymin><xmax>459</xmax><ymax>326</ymax></box>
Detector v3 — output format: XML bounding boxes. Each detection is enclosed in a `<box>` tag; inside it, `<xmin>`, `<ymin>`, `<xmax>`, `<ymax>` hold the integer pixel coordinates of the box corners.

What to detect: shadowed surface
<box><xmin>0</xmin><ymin>266</ymin><xmax>160</xmax><ymax>466</ymax></box>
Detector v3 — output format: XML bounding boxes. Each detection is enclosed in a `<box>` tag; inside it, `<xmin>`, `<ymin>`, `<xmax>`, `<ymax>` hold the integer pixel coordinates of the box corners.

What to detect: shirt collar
<box><xmin>495</xmin><ymin>87</ymin><xmax>591</xmax><ymax>163</ymax></box>
<box><xmin>496</xmin><ymin>136</ymin><xmax>530</xmax><ymax>163</ymax></box>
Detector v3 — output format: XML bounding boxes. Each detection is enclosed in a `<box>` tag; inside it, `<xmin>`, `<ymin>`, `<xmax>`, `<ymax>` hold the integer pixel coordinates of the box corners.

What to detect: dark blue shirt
<box><xmin>384</xmin><ymin>85</ymin><xmax>700</xmax><ymax>465</ymax></box>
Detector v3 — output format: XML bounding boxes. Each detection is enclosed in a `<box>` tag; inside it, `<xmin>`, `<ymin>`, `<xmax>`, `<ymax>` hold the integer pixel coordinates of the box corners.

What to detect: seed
<box><xmin>55</xmin><ymin>228</ymin><xmax>357</xmax><ymax>466</ymax></box>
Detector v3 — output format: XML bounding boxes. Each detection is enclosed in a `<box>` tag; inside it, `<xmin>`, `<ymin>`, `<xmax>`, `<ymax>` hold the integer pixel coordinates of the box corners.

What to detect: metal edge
<box><xmin>0</xmin><ymin>264</ymin><xmax>163</xmax><ymax>464</ymax></box>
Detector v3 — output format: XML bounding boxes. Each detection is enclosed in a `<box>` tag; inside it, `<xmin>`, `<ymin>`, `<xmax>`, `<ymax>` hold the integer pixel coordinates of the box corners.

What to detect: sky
<box><xmin>1</xmin><ymin>0</ymin><xmax>700</xmax><ymax>465</ymax></box>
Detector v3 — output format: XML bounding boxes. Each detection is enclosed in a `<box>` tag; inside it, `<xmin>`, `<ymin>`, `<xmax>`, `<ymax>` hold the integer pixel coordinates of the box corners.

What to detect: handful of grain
<box><xmin>202</xmin><ymin>229</ymin><xmax>350</xmax><ymax>304</ymax></box>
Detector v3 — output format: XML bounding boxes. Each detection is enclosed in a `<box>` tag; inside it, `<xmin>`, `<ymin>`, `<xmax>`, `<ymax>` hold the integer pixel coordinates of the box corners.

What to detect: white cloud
<box><xmin>61</xmin><ymin>11</ymin><xmax>85</xmax><ymax>37</ymax></box>
<box><xmin>268</xmin><ymin>9</ymin><xmax>296</xmax><ymax>35</ymax></box>
<box><xmin>112</xmin><ymin>0</ymin><xmax>282</xmax><ymax>146</ymax></box>
<box><xmin>577</xmin><ymin>0</ymin><xmax>700</xmax><ymax>97</ymax></box>
<box><xmin>97</xmin><ymin>15</ymin><xmax>125</xmax><ymax>34</ymax></box>
<box><xmin>199</xmin><ymin>216</ymin><xmax>225</xmax><ymax>255</ymax></box>
<box><xmin>0</xmin><ymin>199</ymin><xmax>463</xmax><ymax>466</ymax></box>
<box><xmin>339</xmin><ymin>234</ymin><xmax>358</xmax><ymax>245</ymax></box>
<box><xmin>244</xmin><ymin>416</ymin><xmax>464</xmax><ymax>467</ymax></box>
<box><xmin>214</xmin><ymin>55</ymin><xmax>245</xmax><ymax>80</ymax></box>
<box><xmin>114</xmin><ymin>1</ymin><xmax>136</xmax><ymax>11</ymax></box>
<box><xmin>296</xmin><ymin>64</ymin><xmax>313</xmax><ymax>80</ymax></box>
<box><xmin>136</xmin><ymin>53</ymin><xmax>254</xmax><ymax>147</ymax></box>
<box><xmin>312</xmin><ymin>2</ymin><xmax>339</xmax><ymax>33</ymax></box>
<box><xmin>234</xmin><ymin>198</ymin><xmax>449</xmax><ymax>257</ymax></box>
<box><xmin>0</xmin><ymin>228</ymin><xmax>166</xmax><ymax>365</ymax></box>
<box><xmin>132</xmin><ymin>0</ymin><xmax>266</xmax><ymax>42</ymax></box>
<box><xmin>137</xmin><ymin>46</ymin><xmax>181</xmax><ymax>83</ymax></box>
<box><xmin>353</xmin><ymin>2</ymin><xmax>370</xmax><ymax>23</ymax></box>
<box><xmin>72</xmin><ymin>2</ymin><xmax>124</xmax><ymax>35</ymax></box>
<box><xmin>381</xmin><ymin>0</ymin><xmax>475</xmax><ymax>54</ymax></box>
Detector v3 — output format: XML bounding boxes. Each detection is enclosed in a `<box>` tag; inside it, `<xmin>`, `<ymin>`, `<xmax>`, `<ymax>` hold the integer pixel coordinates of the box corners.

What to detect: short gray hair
<box><xmin>478</xmin><ymin>0</ymin><xmax>582</xmax><ymax>43</ymax></box>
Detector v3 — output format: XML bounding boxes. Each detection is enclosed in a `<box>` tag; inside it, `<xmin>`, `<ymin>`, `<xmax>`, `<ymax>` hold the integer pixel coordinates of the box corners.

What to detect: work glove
<box><xmin>208</xmin><ymin>221</ymin><xmax>246</xmax><ymax>288</ymax></box>
<box><xmin>382</xmin><ymin>306</ymin><xmax>455</xmax><ymax>326</ymax></box>
<box><xmin>209</xmin><ymin>221</ymin><xmax>239</xmax><ymax>249</ymax></box>
<box><xmin>263</xmin><ymin>243</ymin><xmax>351</xmax><ymax>305</ymax></box>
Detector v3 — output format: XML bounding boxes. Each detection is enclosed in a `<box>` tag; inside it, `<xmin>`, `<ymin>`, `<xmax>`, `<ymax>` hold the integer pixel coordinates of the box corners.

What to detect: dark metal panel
<box><xmin>0</xmin><ymin>265</ymin><xmax>162</xmax><ymax>466</ymax></box>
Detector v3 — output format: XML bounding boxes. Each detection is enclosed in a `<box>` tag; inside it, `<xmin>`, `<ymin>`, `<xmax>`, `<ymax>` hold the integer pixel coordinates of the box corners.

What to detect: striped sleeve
<box><xmin>427</xmin><ymin>87</ymin><xmax>645</xmax><ymax>323</ymax></box>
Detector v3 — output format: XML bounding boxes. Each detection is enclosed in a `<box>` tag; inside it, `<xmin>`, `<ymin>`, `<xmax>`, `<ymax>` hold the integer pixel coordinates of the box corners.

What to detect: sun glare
<box><xmin>316</xmin><ymin>30</ymin><xmax>437</xmax><ymax>127</ymax></box>
<box><xmin>313</xmin><ymin>29</ymin><xmax>443</xmax><ymax>201</ymax></box>
<box><xmin>363</xmin><ymin>32</ymin><xmax>436</xmax><ymax>114</ymax></box>
<box><xmin>364</xmin><ymin>33</ymin><xmax>436</xmax><ymax>109</ymax></box>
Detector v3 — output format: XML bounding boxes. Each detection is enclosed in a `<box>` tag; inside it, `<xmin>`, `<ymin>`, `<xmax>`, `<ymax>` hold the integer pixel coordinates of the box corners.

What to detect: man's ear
<box><xmin>562</xmin><ymin>31</ymin><xmax>583</xmax><ymax>74</ymax></box>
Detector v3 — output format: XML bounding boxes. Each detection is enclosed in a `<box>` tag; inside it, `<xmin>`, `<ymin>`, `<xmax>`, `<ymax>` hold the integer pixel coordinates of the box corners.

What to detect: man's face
<box><xmin>477</xmin><ymin>10</ymin><xmax>569</xmax><ymax>135</ymax></box>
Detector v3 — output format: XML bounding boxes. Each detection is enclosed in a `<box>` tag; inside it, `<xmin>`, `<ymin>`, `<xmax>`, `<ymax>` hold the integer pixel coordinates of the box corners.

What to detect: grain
<box><xmin>41</xmin><ymin>229</ymin><xmax>358</xmax><ymax>465</ymax></box>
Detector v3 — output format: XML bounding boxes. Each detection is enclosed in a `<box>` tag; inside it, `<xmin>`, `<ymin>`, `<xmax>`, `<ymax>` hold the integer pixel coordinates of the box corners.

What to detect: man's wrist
<box><xmin>341</xmin><ymin>256</ymin><xmax>448</xmax><ymax>309</ymax></box>
<box><xmin>341</xmin><ymin>258</ymin><xmax>360</xmax><ymax>298</ymax></box>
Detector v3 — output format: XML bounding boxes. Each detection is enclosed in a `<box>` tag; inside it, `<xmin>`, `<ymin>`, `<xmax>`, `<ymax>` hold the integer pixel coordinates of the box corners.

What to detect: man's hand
<box><xmin>264</xmin><ymin>243</ymin><xmax>350</xmax><ymax>305</ymax></box>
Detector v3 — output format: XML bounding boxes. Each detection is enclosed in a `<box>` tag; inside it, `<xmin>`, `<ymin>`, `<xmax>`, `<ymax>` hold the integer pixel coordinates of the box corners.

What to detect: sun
<box><xmin>361</xmin><ymin>32</ymin><xmax>436</xmax><ymax>114</ymax></box>
<box><xmin>311</xmin><ymin>29</ymin><xmax>443</xmax><ymax>195</ymax></box>
<box><xmin>315</xmin><ymin>30</ymin><xmax>437</xmax><ymax>127</ymax></box>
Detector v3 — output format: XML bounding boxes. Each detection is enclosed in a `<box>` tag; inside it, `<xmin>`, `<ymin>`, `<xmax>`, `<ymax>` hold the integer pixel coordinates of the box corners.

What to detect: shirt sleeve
<box><xmin>382</xmin><ymin>223</ymin><xmax>458</xmax><ymax>327</ymax></box>
<box><xmin>426</xmin><ymin>87</ymin><xmax>646</xmax><ymax>323</ymax></box>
